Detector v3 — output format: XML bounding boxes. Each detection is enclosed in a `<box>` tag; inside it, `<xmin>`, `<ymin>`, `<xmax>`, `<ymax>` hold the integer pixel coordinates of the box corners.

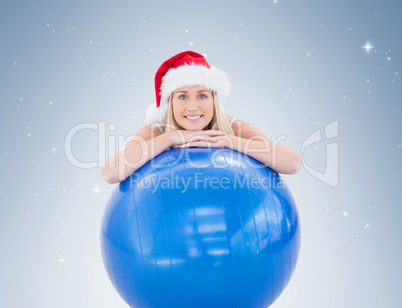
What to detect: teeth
<box><xmin>186</xmin><ymin>115</ymin><xmax>202</xmax><ymax>120</ymax></box>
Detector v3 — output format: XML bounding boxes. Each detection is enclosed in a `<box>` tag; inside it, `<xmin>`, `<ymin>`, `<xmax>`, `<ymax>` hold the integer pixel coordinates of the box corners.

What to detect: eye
<box><xmin>178</xmin><ymin>94</ymin><xmax>187</xmax><ymax>100</ymax></box>
<box><xmin>199</xmin><ymin>94</ymin><xmax>207</xmax><ymax>99</ymax></box>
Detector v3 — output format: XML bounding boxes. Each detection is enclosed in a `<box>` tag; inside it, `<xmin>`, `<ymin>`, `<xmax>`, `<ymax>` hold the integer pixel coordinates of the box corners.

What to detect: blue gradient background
<box><xmin>1</xmin><ymin>0</ymin><xmax>401</xmax><ymax>307</ymax></box>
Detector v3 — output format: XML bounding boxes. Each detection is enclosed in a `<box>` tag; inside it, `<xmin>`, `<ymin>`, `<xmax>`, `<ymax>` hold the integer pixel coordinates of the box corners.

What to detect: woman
<box><xmin>101</xmin><ymin>51</ymin><xmax>301</xmax><ymax>184</ymax></box>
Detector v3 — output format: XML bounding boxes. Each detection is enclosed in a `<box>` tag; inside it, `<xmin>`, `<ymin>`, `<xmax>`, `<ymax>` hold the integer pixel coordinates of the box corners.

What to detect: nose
<box><xmin>187</xmin><ymin>98</ymin><xmax>199</xmax><ymax>111</ymax></box>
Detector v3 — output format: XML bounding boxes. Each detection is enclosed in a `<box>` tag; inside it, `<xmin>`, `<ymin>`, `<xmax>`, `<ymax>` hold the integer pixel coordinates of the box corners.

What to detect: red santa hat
<box><xmin>145</xmin><ymin>51</ymin><xmax>230</xmax><ymax>124</ymax></box>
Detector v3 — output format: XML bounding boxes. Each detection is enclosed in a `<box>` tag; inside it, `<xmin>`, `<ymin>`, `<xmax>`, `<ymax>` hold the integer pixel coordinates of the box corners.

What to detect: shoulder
<box><xmin>139</xmin><ymin>123</ymin><xmax>165</xmax><ymax>136</ymax></box>
<box><xmin>225</xmin><ymin>114</ymin><xmax>238</xmax><ymax>125</ymax></box>
<box><xmin>225</xmin><ymin>114</ymin><xmax>241</xmax><ymax>133</ymax></box>
<box><xmin>225</xmin><ymin>114</ymin><xmax>235</xmax><ymax>122</ymax></box>
<box><xmin>224</xmin><ymin>114</ymin><xmax>265</xmax><ymax>140</ymax></box>
<box><xmin>126</xmin><ymin>123</ymin><xmax>164</xmax><ymax>147</ymax></box>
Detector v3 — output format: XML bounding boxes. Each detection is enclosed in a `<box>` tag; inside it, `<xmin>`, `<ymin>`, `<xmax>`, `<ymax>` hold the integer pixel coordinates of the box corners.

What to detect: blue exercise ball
<box><xmin>101</xmin><ymin>148</ymin><xmax>300</xmax><ymax>308</ymax></box>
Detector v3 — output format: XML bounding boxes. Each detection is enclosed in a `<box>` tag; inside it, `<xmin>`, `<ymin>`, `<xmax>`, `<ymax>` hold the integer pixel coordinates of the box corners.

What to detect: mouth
<box><xmin>184</xmin><ymin>115</ymin><xmax>203</xmax><ymax>122</ymax></box>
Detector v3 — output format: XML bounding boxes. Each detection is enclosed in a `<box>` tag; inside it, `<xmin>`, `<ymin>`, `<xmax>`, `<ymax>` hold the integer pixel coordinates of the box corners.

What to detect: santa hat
<box><xmin>145</xmin><ymin>51</ymin><xmax>230</xmax><ymax>124</ymax></box>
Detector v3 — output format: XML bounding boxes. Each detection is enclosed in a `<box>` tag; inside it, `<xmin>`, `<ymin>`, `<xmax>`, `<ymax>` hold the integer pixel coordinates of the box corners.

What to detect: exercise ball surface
<box><xmin>101</xmin><ymin>148</ymin><xmax>300</xmax><ymax>308</ymax></box>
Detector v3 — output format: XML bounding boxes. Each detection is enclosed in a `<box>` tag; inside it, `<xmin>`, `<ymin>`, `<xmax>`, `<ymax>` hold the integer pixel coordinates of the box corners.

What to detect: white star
<box><xmin>92</xmin><ymin>186</ymin><xmax>100</xmax><ymax>194</ymax></box>
<box><xmin>362</xmin><ymin>41</ymin><xmax>374</xmax><ymax>54</ymax></box>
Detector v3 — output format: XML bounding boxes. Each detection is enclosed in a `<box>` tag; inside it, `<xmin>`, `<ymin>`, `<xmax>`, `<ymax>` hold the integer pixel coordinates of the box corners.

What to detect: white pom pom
<box><xmin>145</xmin><ymin>103</ymin><xmax>167</xmax><ymax>124</ymax></box>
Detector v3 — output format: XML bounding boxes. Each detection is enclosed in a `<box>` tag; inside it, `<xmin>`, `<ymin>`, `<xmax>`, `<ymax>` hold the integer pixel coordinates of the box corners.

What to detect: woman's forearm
<box><xmin>101</xmin><ymin>133</ymin><xmax>173</xmax><ymax>184</ymax></box>
<box><xmin>228</xmin><ymin>135</ymin><xmax>302</xmax><ymax>174</ymax></box>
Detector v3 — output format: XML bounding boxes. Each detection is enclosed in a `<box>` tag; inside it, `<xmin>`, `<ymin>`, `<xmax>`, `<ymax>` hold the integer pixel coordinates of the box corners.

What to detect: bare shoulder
<box><xmin>225</xmin><ymin>114</ymin><xmax>235</xmax><ymax>122</ymax></box>
<box><xmin>225</xmin><ymin>114</ymin><xmax>242</xmax><ymax>135</ymax></box>
<box><xmin>225</xmin><ymin>114</ymin><xmax>266</xmax><ymax>140</ymax></box>
<box><xmin>126</xmin><ymin>123</ymin><xmax>164</xmax><ymax>147</ymax></box>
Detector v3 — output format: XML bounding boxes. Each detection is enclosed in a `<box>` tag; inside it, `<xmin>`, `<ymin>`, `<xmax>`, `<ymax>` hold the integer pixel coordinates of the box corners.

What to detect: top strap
<box><xmin>156</xmin><ymin>123</ymin><xmax>164</xmax><ymax>134</ymax></box>
<box><xmin>229</xmin><ymin>118</ymin><xmax>237</xmax><ymax>127</ymax></box>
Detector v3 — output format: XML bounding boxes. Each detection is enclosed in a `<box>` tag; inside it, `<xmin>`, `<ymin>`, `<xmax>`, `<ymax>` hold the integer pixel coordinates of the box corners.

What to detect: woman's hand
<box><xmin>166</xmin><ymin>129</ymin><xmax>226</xmax><ymax>147</ymax></box>
<box><xmin>172</xmin><ymin>135</ymin><xmax>233</xmax><ymax>149</ymax></box>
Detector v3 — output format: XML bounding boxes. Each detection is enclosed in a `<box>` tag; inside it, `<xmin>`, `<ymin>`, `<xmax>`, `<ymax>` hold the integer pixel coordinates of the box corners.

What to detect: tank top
<box><xmin>156</xmin><ymin>118</ymin><xmax>237</xmax><ymax>134</ymax></box>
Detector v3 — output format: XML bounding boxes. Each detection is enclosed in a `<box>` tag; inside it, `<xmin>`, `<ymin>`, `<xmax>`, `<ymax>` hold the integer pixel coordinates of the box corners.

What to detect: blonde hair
<box><xmin>164</xmin><ymin>91</ymin><xmax>234</xmax><ymax>135</ymax></box>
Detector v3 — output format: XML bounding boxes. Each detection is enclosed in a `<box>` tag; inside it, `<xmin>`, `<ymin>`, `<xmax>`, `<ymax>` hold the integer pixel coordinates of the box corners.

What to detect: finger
<box><xmin>173</xmin><ymin>144</ymin><xmax>187</xmax><ymax>148</ymax></box>
<box><xmin>178</xmin><ymin>142</ymin><xmax>196</xmax><ymax>148</ymax></box>
<box><xmin>195</xmin><ymin>133</ymin><xmax>223</xmax><ymax>141</ymax></box>
<box><xmin>175</xmin><ymin>143</ymin><xmax>188</xmax><ymax>148</ymax></box>
<box><xmin>187</xmin><ymin>135</ymin><xmax>216</xmax><ymax>143</ymax></box>
<box><xmin>201</xmin><ymin>130</ymin><xmax>226</xmax><ymax>136</ymax></box>
<box><xmin>210</xmin><ymin>130</ymin><xmax>226</xmax><ymax>135</ymax></box>
<box><xmin>212</xmin><ymin>135</ymin><xmax>228</xmax><ymax>140</ymax></box>
<box><xmin>192</xmin><ymin>141</ymin><xmax>213</xmax><ymax>148</ymax></box>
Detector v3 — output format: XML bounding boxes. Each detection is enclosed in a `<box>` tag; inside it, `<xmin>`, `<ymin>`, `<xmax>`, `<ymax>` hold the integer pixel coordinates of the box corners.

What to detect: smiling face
<box><xmin>171</xmin><ymin>85</ymin><xmax>214</xmax><ymax>131</ymax></box>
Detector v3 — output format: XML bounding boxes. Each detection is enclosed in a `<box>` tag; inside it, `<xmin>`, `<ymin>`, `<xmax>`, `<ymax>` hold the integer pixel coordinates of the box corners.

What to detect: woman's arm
<box><xmin>101</xmin><ymin>124</ymin><xmax>173</xmax><ymax>184</ymax></box>
<box><xmin>174</xmin><ymin>117</ymin><xmax>302</xmax><ymax>174</ymax></box>
<box><xmin>228</xmin><ymin>118</ymin><xmax>302</xmax><ymax>174</ymax></box>
<box><xmin>228</xmin><ymin>135</ymin><xmax>302</xmax><ymax>174</ymax></box>
<box><xmin>101</xmin><ymin>125</ymin><xmax>227</xmax><ymax>184</ymax></box>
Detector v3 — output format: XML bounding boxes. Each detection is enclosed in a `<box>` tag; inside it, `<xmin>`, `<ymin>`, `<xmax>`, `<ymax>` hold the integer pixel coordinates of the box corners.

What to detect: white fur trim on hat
<box><xmin>160</xmin><ymin>64</ymin><xmax>230</xmax><ymax>106</ymax></box>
